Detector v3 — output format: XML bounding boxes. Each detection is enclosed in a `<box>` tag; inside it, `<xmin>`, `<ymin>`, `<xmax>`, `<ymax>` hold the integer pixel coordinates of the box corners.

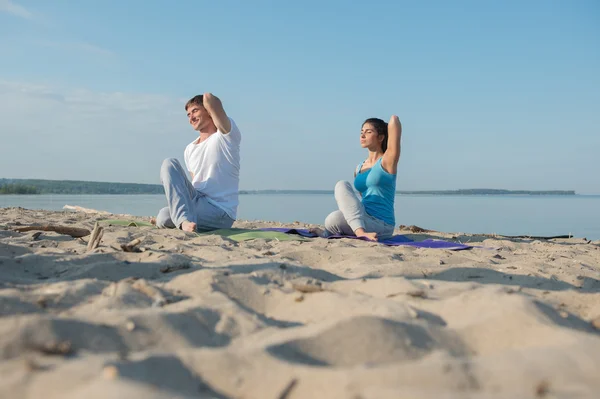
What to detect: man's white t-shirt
<box><xmin>184</xmin><ymin>117</ymin><xmax>241</xmax><ymax>219</ymax></box>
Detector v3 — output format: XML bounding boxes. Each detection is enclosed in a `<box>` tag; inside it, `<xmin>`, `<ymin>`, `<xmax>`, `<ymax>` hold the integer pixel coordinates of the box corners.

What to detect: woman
<box><xmin>311</xmin><ymin>115</ymin><xmax>402</xmax><ymax>241</ymax></box>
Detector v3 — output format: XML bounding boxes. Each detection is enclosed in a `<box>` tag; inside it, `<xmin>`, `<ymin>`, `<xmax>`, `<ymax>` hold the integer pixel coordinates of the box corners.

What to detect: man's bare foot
<box><xmin>308</xmin><ymin>227</ymin><xmax>327</xmax><ymax>237</ymax></box>
<box><xmin>181</xmin><ymin>221</ymin><xmax>197</xmax><ymax>232</ymax></box>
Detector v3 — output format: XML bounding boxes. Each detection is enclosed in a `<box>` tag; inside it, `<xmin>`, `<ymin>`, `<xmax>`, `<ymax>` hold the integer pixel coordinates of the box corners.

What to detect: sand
<box><xmin>1</xmin><ymin>206</ymin><xmax>599</xmax><ymax>398</ymax></box>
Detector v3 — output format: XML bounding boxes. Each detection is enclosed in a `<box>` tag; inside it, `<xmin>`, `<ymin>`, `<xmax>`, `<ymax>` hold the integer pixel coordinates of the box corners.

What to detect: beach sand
<box><xmin>1</xmin><ymin>206</ymin><xmax>599</xmax><ymax>398</ymax></box>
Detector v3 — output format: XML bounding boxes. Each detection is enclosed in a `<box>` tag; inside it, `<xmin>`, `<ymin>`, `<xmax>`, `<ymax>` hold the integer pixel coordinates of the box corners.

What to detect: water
<box><xmin>1</xmin><ymin>194</ymin><xmax>599</xmax><ymax>240</ymax></box>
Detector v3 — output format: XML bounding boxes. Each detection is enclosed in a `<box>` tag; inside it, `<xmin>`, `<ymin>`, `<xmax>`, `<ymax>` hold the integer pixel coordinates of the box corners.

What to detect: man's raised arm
<box><xmin>203</xmin><ymin>93</ymin><xmax>232</xmax><ymax>134</ymax></box>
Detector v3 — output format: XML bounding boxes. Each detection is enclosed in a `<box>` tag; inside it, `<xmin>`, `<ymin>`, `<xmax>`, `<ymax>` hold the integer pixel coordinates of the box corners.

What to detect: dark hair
<box><xmin>185</xmin><ymin>95</ymin><xmax>203</xmax><ymax>111</ymax></box>
<box><xmin>363</xmin><ymin>118</ymin><xmax>388</xmax><ymax>152</ymax></box>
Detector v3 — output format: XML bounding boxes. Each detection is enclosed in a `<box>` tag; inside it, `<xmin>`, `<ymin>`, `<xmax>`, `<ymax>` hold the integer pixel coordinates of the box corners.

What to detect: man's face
<box><xmin>186</xmin><ymin>104</ymin><xmax>211</xmax><ymax>131</ymax></box>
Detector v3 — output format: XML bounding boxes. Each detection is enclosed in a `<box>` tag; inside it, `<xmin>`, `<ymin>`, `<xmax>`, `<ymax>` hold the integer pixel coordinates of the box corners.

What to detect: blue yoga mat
<box><xmin>260</xmin><ymin>228</ymin><xmax>472</xmax><ymax>250</ymax></box>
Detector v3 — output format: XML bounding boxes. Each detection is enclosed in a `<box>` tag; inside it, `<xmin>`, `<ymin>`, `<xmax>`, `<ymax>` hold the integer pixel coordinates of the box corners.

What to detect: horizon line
<box><xmin>0</xmin><ymin>177</ymin><xmax>580</xmax><ymax>192</ymax></box>
<box><xmin>0</xmin><ymin>178</ymin><xmax>584</xmax><ymax>195</ymax></box>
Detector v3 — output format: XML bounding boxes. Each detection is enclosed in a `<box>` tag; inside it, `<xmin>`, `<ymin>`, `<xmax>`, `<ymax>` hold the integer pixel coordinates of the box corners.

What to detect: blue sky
<box><xmin>1</xmin><ymin>0</ymin><xmax>599</xmax><ymax>193</ymax></box>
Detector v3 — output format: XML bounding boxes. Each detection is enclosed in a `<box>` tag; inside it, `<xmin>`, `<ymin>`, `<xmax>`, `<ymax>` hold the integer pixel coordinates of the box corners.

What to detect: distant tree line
<box><xmin>0</xmin><ymin>179</ymin><xmax>164</xmax><ymax>195</ymax></box>
<box><xmin>0</xmin><ymin>184</ymin><xmax>41</xmax><ymax>194</ymax></box>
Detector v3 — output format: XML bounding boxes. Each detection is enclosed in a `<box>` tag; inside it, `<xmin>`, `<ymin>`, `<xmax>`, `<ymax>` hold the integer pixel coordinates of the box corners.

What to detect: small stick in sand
<box><xmin>13</xmin><ymin>225</ymin><xmax>91</xmax><ymax>238</ymax></box>
<box><xmin>535</xmin><ymin>380</ymin><xmax>550</xmax><ymax>397</ymax></box>
<box><xmin>160</xmin><ymin>264</ymin><xmax>191</xmax><ymax>273</ymax></box>
<box><xmin>87</xmin><ymin>223</ymin><xmax>104</xmax><ymax>252</ymax></box>
<box><xmin>386</xmin><ymin>289</ymin><xmax>427</xmax><ymax>299</ymax></box>
<box><xmin>28</xmin><ymin>341</ymin><xmax>73</xmax><ymax>356</ymax></box>
<box><xmin>277</xmin><ymin>378</ymin><xmax>298</xmax><ymax>399</ymax></box>
<box><xmin>131</xmin><ymin>279</ymin><xmax>167</xmax><ymax>307</ymax></box>
<box><xmin>36</xmin><ymin>297</ymin><xmax>48</xmax><ymax>308</ymax></box>
<box><xmin>121</xmin><ymin>237</ymin><xmax>144</xmax><ymax>252</ymax></box>
<box><xmin>103</xmin><ymin>365</ymin><xmax>119</xmax><ymax>380</ymax></box>
<box><xmin>23</xmin><ymin>358</ymin><xmax>44</xmax><ymax>372</ymax></box>
<box><xmin>406</xmin><ymin>289</ymin><xmax>427</xmax><ymax>298</ymax></box>
<box><xmin>292</xmin><ymin>282</ymin><xmax>324</xmax><ymax>293</ymax></box>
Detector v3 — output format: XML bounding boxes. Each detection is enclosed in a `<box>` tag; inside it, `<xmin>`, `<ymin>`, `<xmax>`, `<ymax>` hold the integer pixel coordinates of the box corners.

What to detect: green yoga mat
<box><xmin>99</xmin><ymin>220</ymin><xmax>304</xmax><ymax>242</ymax></box>
<box><xmin>101</xmin><ymin>219</ymin><xmax>155</xmax><ymax>227</ymax></box>
<box><xmin>197</xmin><ymin>228</ymin><xmax>306</xmax><ymax>242</ymax></box>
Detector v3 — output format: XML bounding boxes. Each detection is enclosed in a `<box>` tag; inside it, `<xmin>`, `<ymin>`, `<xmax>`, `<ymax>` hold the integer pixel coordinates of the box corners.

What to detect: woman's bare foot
<box><xmin>357</xmin><ymin>231</ymin><xmax>378</xmax><ymax>241</ymax></box>
<box><xmin>181</xmin><ymin>220</ymin><xmax>197</xmax><ymax>232</ymax></box>
<box><xmin>355</xmin><ymin>228</ymin><xmax>378</xmax><ymax>241</ymax></box>
<box><xmin>308</xmin><ymin>227</ymin><xmax>327</xmax><ymax>238</ymax></box>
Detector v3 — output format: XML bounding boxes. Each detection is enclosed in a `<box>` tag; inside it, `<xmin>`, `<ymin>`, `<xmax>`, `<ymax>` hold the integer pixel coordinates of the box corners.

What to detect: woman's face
<box><xmin>360</xmin><ymin>123</ymin><xmax>383</xmax><ymax>150</ymax></box>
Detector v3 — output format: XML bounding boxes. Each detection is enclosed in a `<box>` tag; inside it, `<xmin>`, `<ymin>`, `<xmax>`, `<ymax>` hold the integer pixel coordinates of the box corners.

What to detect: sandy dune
<box><xmin>1</xmin><ymin>206</ymin><xmax>599</xmax><ymax>398</ymax></box>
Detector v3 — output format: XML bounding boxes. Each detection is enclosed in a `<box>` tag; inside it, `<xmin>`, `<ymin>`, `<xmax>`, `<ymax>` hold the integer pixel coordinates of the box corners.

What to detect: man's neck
<box><xmin>196</xmin><ymin>123</ymin><xmax>218</xmax><ymax>143</ymax></box>
<box><xmin>199</xmin><ymin>122</ymin><xmax>218</xmax><ymax>135</ymax></box>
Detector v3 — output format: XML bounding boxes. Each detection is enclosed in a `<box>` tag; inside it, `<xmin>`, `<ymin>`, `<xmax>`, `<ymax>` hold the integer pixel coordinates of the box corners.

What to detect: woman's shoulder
<box><xmin>376</xmin><ymin>157</ymin><xmax>397</xmax><ymax>176</ymax></box>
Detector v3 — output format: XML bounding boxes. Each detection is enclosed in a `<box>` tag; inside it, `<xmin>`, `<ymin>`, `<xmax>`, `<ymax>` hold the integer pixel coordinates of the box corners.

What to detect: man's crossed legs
<box><xmin>156</xmin><ymin>158</ymin><xmax>234</xmax><ymax>232</ymax></box>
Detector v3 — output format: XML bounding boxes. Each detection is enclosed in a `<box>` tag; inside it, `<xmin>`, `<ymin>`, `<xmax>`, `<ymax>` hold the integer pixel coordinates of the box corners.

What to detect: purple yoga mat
<box><xmin>260</xmin><ymin>228</ymin><xmax>472</xmax><ymax>250</ymax></box>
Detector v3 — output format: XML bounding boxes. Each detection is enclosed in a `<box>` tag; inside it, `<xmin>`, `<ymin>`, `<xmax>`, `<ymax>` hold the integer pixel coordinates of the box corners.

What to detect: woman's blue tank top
<box><xmin>353</xmin><ymin>158</ymin><xmax>396</xmax><ymax>225</ymax></box>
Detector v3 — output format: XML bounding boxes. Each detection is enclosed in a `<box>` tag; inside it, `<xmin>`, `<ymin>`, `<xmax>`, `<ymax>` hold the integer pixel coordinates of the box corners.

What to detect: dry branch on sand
<box><xmin>13</xmin><ymin>225</ymin><xmax>91</xmax><ymax>238</ymax></box>
<box><xmin>120</xmin><ymin>237</ymin><xmax>144</xmax><ymax>252</ymax></box>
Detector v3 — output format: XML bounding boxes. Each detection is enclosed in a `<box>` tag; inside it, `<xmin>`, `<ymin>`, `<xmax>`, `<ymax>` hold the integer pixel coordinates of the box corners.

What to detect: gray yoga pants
<box><xmin>156</xmin><ymin>158</ymin><xmax>234</xmax><ymax>231</ymax></box>
<box><xmin>323</xmin><ymin>180</ymin><xmax>394</xmax><ymax>239</ymax></box>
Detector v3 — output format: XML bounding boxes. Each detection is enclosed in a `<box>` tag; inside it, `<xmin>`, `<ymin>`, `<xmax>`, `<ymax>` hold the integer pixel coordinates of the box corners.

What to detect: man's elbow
<box><xmin>218</xmin><ymin>120</ymin><xmax>232</xmax><ymax>134</ymax></box>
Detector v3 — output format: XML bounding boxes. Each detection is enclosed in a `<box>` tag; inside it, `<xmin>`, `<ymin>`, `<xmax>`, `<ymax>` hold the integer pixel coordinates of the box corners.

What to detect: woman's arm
<box><xmin>381</xmin><ymin>115</ymin><xmax>402</xmax><ymax>174</ymax></box>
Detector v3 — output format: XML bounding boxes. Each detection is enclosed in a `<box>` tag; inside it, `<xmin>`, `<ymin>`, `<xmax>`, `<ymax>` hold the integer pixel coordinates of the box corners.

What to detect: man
<box><xmin>155</xmin><ymin>93</ymin><xmax>241</xmax><ymax>232</ymax></box>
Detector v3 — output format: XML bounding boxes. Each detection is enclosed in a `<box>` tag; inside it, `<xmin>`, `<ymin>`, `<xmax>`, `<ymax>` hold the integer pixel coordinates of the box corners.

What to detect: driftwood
<box><xmin>398</xmin><ymin>225</ymin><xmax>436</xmax><ymax>233</ymax></box>
<box><xmin>121</xmin><ymin>237</ymin><xmax>144</xmax><ymax>252</ymax></box>
<box><xmin>87</xmin><ymin>223</ymin><xmax>104</xmax><ymax>252</ymax></box>
<box><xmin>13</xmin><ymin>225</ymin><xmax>91</xmax><ymax>238</ymax></box>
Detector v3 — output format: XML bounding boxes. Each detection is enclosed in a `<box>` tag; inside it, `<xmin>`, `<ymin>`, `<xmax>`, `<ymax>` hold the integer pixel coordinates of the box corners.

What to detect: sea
<box><xmin>0</xmin><ymin>194</ymin><xmax>599</xmax><ymax>240</ymax></box>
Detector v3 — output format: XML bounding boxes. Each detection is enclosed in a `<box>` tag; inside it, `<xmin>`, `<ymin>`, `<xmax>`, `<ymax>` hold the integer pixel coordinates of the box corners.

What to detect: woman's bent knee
<box><xmin>334</xmin><ymin>180</ymin><xmax>352</xmax><ymax>199</ymax></box>
<box><xmin>324</xmin><ymin>210</ymin><xmax>344</xmax><ymax>231</ymax></box>
<box><xmin>335</xmin><ymin>180</ymin><xmax>351</xmax><ymax>191</ymax></box>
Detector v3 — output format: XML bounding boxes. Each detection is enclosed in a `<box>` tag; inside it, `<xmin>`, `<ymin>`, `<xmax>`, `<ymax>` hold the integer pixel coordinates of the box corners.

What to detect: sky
<box><xmin>0</xmin><ymin>0</ymin><xmax>599</xmax><ymax>193</ymax></box>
